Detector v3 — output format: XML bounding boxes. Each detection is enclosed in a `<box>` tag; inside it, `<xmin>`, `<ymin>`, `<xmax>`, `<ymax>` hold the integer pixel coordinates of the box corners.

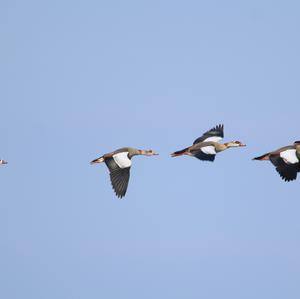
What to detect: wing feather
<box><xmin>193</xmin><ymin>151</ymin><xmax>216</xmax><ymax>162</ymax></box>
<box><xmin>193</xmin><ymin>124</ymin><xmax>224</xmax><ymax>144</ymax></box>
<box><xmin>105</xmin><ymin>158</ymin><xmax>130</xmax><ymax>198</ymax></box>
<box><xmin>270</xmin><ymin>155</ymin><xmax>299</xmax><ymax>182</ymax></box>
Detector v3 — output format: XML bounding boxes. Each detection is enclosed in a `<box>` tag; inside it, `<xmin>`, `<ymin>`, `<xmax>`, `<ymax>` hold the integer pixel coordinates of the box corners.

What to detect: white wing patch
<box><xmin>202</xmin><ymin>136</ymin><xmax>223</xmax><ymax>143</ymax></box>
<box><xmin>201</xmin><ymin>146</ymin><xmax>216</xmax><ymax>155</ymax></box>
<box><xmin>113</xmin><ymin>152</ymin><xmax>132</xmax><ymax>168</ymax></box>
<box><xmin>280</xmin><ymin>149</ymin><xmax>299</xmax><ymax>164</ymax></box>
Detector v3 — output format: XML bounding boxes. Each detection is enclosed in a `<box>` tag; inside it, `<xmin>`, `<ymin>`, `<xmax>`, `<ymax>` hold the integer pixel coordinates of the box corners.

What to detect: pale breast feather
<box><xmin>112</xmin><ymin>152</ymin><xmax>132</xmax><ymax>168</ymax></box>
<box><xmin>280</xmin><ymin>149</ymin><xmax>299</xmax><ymax>164</ymax></box>
<box><xmin>200</xmin><ymin>146</ymin><xmax>217</xmax><ymax>155</ymax></box>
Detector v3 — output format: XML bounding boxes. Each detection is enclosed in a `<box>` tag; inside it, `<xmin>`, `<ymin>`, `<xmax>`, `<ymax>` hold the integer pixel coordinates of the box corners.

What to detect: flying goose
<box><xmin>0</xmin><ymin>159</ymin><xmax>7</xmax><ymax>165</ymax></box>
<box><xmin>90</xmin><ymin>147</ymin><xmax>158</xmax><ymax>198</ymax></box>
<box><xmin>253</xmin><ymin>141</ymin><xmax>300</xmax><ymax>181</ymax></box>
<box><xmin>171</xmin><ymin>124</ymin><xmax>246</xmax><ymax>161</ymax></box>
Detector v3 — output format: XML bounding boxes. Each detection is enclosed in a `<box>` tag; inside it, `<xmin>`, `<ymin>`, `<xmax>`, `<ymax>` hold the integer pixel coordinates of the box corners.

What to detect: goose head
<box><xmin>0</xmin><ymin>159</ymin><xmax>8</xmax><ymax>165</ymax></box>
<box><xmin>139</xmin><ymin>149</ymin><xmax>159</xmax><ymax>156</ymax></box>
<box><xmin>224</xmin><ymin>141</ymin><xmax>246</xmax><ymax>148</ymax></box>
<box><xmin>295</xmin><ymin>141</ymin><xmax>300</xmax><ymax>150</ymax></box>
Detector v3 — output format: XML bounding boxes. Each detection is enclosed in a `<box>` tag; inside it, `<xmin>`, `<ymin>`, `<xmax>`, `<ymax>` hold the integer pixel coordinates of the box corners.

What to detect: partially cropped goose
<box><xmin>171</xmin><ymin>124</ymin><xmax>246</xmax><ymax>161</ymax></box>
<box><xmin>90</xmin><ymin>147</ymin><xmax>158</xmax><ymax>198</ymax></box>
<box><xmin>0</xmin><ymin>159</ymin><xmax>7</xmax><ymax>165</ymax></box>
<box><xmin>253</xmin><ymin>141</ymin><xmax>300</xmax><ymax>182</ymax></box>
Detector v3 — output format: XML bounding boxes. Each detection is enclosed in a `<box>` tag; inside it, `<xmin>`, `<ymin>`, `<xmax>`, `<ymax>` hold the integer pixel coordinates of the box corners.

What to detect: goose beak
<box><xmin>240</xmin><ymin>143</ymin><xmax>246</xmax><ymax>147</ymax></box>
<box><xmin>149</xmin><ymin>150</ymin><xmax>159</xmax><ymax>155</ymax></box>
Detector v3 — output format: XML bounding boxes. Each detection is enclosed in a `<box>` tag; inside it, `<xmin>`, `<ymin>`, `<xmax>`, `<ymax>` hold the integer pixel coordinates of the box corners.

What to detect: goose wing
<box><xmin>105</xmin><ymin>157</ymin><xmax>131</xmax><ymax>198</ymax></box>
<box><xmin>269</xmin><ymin>155</ymin><xmax>299</xmax><ymax>182</ymax></box>
<box><xmin>192</xmin><ymin>145</ymin><xmax>216</xmax><ymax>162</ymax></box>
<box><xmin>194</xmin><ymin>151</ymin><xmax>216</xmax><ymax>162</ymax></box>
<box><xmin>193</xmin><ymin>124</ymin><xmax>224</xmax><ymax>144</ymax></box>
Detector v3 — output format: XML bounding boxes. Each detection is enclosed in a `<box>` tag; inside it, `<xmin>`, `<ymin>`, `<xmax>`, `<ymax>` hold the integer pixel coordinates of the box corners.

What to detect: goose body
<box><xmin>90</xmin><ymin>147</ymin><xmax>158</xmax><ymax>198</ymax></box>
<box><xmin>0</xmin><ymin>159</ymin><xmax>7</xmax><ymax>165</ymax></box>
<box><xmin>171</xmin><ymin>124</ymin><xmax>246</xmax><ymax>162</ymax></box>
<box><xmin>253</xmin><ymin>141</ymin><xmax>300</xmax><ymax>181</ymax></box>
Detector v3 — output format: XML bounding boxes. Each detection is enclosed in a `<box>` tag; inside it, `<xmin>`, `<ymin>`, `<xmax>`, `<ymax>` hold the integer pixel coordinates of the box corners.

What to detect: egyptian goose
<box><xmin>171</xmin><ymin>124</ymin><xmax>246</xmax><ymax>161</ymax></box>
<box><xmin>253</xmin><ymin>141</ymin><xmax>300</xmax><ymax>181</ymax></box>
<box><xmin>0</xmin><ymin>159</ymin><xmax>7</xmax><ymax>165</ymax></box>
<box><xmin>90</xmin><ymin>147</ymin><xmax>158</xmax><ymax>198</ymax></box>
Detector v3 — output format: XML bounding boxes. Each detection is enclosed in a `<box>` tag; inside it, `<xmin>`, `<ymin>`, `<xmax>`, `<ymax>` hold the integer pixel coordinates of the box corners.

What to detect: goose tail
<box><xmin>90</xmin><ymin>157</ymin><xmax>105</xmax><ymax>164</ymax></box>
<box><xmin>171</xmin><ymin>148</ymin><xmax>189</xmax><ymax>157</ymax></box>
<box><xmin>252</xmin><ymin>153</ymin><xmax>270</xmax><ymax>161</ymax></box>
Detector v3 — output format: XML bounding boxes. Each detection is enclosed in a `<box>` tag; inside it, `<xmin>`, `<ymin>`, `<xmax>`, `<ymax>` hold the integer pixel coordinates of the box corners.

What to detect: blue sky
<box><xmin>1</xmin><ymin>1</ymin><xmax>300</xmax><ymax>298</ymax></box>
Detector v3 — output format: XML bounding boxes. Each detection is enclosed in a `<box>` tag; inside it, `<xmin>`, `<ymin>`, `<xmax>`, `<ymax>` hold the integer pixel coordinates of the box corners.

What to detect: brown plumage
<box><xmin>171</xmin><ymin>124</ymin><xmax>246</xmax><ymax>162</ymax></box>
<box><xmin>90</xmin><ymin>147</ymin><xmax>158</xmax><ymax>198</ymax></box>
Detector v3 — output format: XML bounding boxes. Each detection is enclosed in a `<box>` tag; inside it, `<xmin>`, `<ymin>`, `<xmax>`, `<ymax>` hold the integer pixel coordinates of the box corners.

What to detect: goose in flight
<box><xmin>91</xmin><ymin>147</ymin><xmax>158</xmax><ymax>198</ymax></box>
<box><xmin>171</xmin><ymin>124</ymin><xmax>246</xmax><ymax>161</ymax></box>
<box><xmin>253</xmin><ymin>141</ymin><xmax>300</xmax><ymax>181</ymax></box>
<box><xmin>0</xmin><ymin>159</ymin><xmax>7</xmax><ymax>165</ymax></box>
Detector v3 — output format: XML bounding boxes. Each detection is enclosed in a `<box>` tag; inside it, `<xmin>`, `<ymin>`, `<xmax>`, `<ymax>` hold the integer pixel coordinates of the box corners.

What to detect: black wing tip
<box><xmin>111</xmin><ymin>182</ymin><xmax>128</xmax><ymax>198</ymax></box>
<box><xmin>208</xmin><ymin>124</ymin><xmax>224</xmax><ymax>137</ymax></box>
<box><xmin>276</xmin><ymin>166</ymin><xmax>298</xmax><ymax>182</ymax></box>
<box><xmin>280</xmin><ymin>176</ymin><xmax>296</xmax><ymax>182</ymax></box>
<box><xmin>217</xmin><ymin>123</ymin><xmax>224</xmax><ymax>136</ymax></box>
<box><xmin>279</xmin><ymin>174</ymin><xmax>297</xmax><ymax>182</ymax></box>
<box><xmin>116</xmin><ymin>191</ymin><xmax>126</xmax><ymax>199</ymax></box>
<box><xmin>111</xmin><ymin>183</ymin><xmax>127</xmax><ymax>198</ymax></box>
<box><xmin>109</xmin><ymin>167</ymin><xmax>130</xmax><ymax>199</ymax></box>
<box><xmin>209</xmin><ymin>123</ymin><xmax>223</xmax><ymax>130</ymax></box>
<box><xmin>193</xmin><ymin>124</ymin><xmax>224</xmax><ymax>144</ymax></box>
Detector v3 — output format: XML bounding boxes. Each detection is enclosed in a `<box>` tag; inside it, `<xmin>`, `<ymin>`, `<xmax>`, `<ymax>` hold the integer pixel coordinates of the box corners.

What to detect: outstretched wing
<box><xmin>193</xmin><ymin>124</ymin><xmax>224</xmax><ymax>144</ymax></box>
<box><xmin>105</xmin><ymin>158</ymin><xmax>131</xmax><ymax>198</ymax></box>
<box><xmin>269</xmin><ymin>155</ymin><xmax>299</xmax><ymax>182</ymax></box>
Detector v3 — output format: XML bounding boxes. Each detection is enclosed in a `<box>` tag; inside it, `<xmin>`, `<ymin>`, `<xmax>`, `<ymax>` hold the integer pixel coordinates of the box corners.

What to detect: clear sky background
<box><xmin>1</xmin><ymin>1</ymin><xmax>300</xmax><ymax>298</ymax></box>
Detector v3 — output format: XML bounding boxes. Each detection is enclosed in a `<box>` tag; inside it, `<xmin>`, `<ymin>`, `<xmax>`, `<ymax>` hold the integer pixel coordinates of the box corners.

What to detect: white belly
<box><xmin>113</xmin><ymin>152</ymin><xmax>132</xmax><ymax>168</ymax></box>
<box><xmin>280</xmin><ymin>149</ymin><xmax>299</xmax><ymax>164</ymax></box>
